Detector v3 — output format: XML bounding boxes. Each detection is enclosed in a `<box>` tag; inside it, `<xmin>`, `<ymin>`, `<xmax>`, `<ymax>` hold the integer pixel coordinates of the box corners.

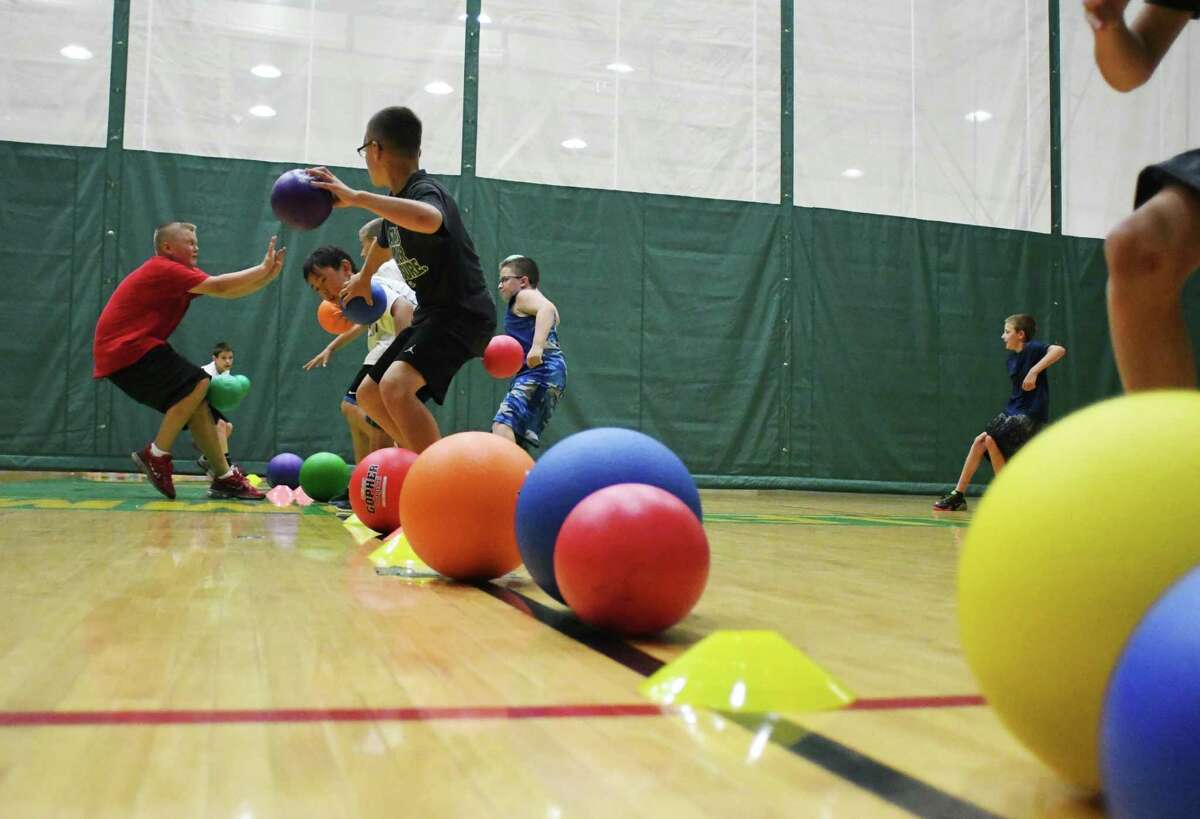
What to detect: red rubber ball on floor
<box><xmin>349</xmin><ymin>447</ymin><xmax>418</xmax><ymax>534</ymax></box>
<box><xmin>483</xmin><ymin>335</ymin><xmax>525</xmax><ymax>378</ymax></box>
<box><xmin>555</xmin><ymin>483</ymin><xmax>710</xmax><ymax>636</ymax></box>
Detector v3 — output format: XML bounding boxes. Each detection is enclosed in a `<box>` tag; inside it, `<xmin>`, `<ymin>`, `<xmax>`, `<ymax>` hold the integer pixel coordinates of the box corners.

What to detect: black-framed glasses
<box><xmin>357</xmin><ymin>139</ymin><xmax>379</xmax><ymax>158</ymax></box>
<box><xmin>498</xmin><ymin>275</ymin><xmax>522</xmax><ymax>284</ymax></box>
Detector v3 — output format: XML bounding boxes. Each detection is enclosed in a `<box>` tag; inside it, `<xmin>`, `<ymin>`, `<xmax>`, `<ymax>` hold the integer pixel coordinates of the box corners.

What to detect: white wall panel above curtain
<box><xmin>0</xmin><ymin>0</ymin><xmax>113</xmax><ymax>148</ymax></box>
<box><xmin>122</xmin><ymin>0</ymin><xmax>465</xmax><ymax>172</ymax></box>
<box><xmin>1062</xmin><ymin>0</ymin><xmax>1200</xmax><ymax>239</ymax></box>
<box><xmin>476</xmin><ymin>0</ymin><xmax>782</xmax><ymax>204</ymax></box>
<box><xmin>794</xmin><ymin>1</ymin><xmax>1052</xmax><ymax>233</ymax></box>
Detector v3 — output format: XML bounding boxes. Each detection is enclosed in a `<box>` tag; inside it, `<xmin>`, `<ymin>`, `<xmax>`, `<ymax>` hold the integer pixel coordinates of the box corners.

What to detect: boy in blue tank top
<box><xmin>491</xmin><ymin>255</ymin><xmax>567</xmax><ymax>450</ymax></box>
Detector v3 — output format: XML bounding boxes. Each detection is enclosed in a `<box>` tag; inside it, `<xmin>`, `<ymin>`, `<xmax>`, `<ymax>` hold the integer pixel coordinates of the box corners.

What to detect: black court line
<box><xmin>478</xmin><ymin>583</ymin><xmax>1006</xmax><ymax>819</ymax></box>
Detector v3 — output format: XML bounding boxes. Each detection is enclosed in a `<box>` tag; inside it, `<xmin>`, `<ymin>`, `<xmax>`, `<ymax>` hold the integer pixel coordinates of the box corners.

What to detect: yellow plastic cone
<box><xmin>368</xmin><ymin>529</ymin><xmax>438</xmax><ymax>577</ymax></box>
<box><xmin>639</xmin><ymin>630</ymin><xmax>854</xmax><ymax>713</ymax></box>
<box><xmin>341</xmin><ymin>514</ymin><xmax>380</xmax><ymax>545</ymax></box>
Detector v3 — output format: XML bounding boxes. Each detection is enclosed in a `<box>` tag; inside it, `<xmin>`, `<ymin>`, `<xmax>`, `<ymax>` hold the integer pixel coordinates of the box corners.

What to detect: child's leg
<box><xmin>379</xmin><ymin>361</ymin><xmax>440</xmax><ymax>454</ymax></box>
<box><xmin>492</xmin><ymin>373</ymin><xmax>562</xmax><ymax>450</ymax></box>
<box><xmin>368</xmin><ymin>424</ymin><xmax>395</xmax><ymax>452</ymax></box>
<box><xmin>492</xmin><ymin>379</ymin><xmax>527</xmax><ymax>445</ymax></box>
<box><xmin>192</xmin><ymin>407</ymin><xmax>263</xmax><ymax>499</ymax></box>
<box><xmin>1105</xmin><ymin>183</ymin><xmax>1200</xmax><ymax>391</ymax></box>
<box><xmin>188</xmin><ymin>403</ymin><xmax>231</xmax><ymax>476</ymax></box>
<box><xmin>341</xmin><ymin>400</ymin><xmax>373</xmax><ymax>463</ymax></box>
<box><xmin>216</xmin><ymin>420</ymin><xmax>232</xmax><ymax>455</ymax></box>
<box><xmin>356</xmin><ymin>377</ymin><xmax>407</xmax><ymax>447</ymax></box>
<box><xmin>953</xmin><ymin>432</ymin><xmax>992</xmax><ymax>494</ymax></box>
<box><xmin>984</xmin><ymin>435</ymin><xmax>1006</xmax><ymax>474</ymax></box>
<box><xmin>154</xmin><ymin>378</ymin><xmax>210</xmax><ymax>452</ymax></box>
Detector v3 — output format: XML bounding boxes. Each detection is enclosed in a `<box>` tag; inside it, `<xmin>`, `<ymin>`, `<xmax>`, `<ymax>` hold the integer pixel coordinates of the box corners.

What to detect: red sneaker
<box><xmin>208</xmin><ymin>466</ymin><xmax>266</xmax><ymax>500</ymax></box>
<box><xmin>132</xmin><ymin>444</ymin><xmax>176</xmax><ymax>499</ymax></box>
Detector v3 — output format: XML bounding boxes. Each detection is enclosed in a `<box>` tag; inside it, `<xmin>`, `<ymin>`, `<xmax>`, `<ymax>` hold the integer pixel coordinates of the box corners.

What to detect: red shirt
<box><xmin>93</xmin><ymin>256</ymin><xmax>209</xmax><ymax>377</ymax></box>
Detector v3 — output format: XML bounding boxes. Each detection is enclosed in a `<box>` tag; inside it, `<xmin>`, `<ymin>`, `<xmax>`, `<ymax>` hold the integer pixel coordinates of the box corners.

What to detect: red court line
<box><xmin>0</xmin><ymin>696</ymin><xmax>984</xmax><ymax>727</ymax></box>
<box><xmin>849</xmin><ymin>695</ymin><xmax>985</xmax><ymax>710</ymax></box>
<box><xmin>0</xmin><ymin>704</ymin><xmax>665</xmax><ymax>727</ymax></box>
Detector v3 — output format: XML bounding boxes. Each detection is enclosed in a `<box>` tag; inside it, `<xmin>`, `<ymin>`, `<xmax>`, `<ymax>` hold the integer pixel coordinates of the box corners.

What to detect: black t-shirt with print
<box><xmin>378</xmin><ymin>170</ymin><xmax>495</xmax><ymax>339</ymax></box>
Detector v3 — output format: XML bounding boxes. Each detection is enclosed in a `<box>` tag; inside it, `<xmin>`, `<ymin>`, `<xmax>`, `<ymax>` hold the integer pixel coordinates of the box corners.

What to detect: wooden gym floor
<box><xmin>0</xmin><ymin>472</ymin><xmax>1104</xmax><ymax>818</ymax></box>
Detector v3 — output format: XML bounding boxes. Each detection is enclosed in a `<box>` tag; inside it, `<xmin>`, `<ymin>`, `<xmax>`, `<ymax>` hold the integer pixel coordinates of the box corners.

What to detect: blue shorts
<box><xmin>493</xmin><ymin>358</ymin><xmax>566</xmax><ymax>449</ymax></box>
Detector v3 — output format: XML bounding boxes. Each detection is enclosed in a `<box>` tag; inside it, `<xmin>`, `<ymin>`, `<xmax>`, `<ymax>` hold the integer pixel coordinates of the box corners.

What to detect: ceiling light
<box><xmin>561</xmin><ymin>138</ymin><xmax>587</xmax><ymax>150</ymax></box>
<box><xmin>605</xmin><ymin>62</ymin><xmax>633</xmax><ymax>73</ymax></box>
<box><xmin>841</xmin><ymin>168</ymin><xmax>863</xmax><ymax>179</ymax></box>
<box><xmin>251</xmin><ymin>64</ymin><xmax>282</xmax><ymax>79</ymax></box>
<box><xmin>249</xmin><ymin>105</ymin><xmax>277</xmax><ymax>118</ymax></box>
<box><xmin>965</xmin><ymin>110</ymin><xmax>993</xmax><ymax>123</ymax></box>
<box><xmin>60</xmin><ymin>44</ymin><xmax>93</xmax><ymax>60</ymax></box>
<box><xmin>424</xmin><ymin>81</ymin><xmax>454</xmax><ymax>95</ymax></box>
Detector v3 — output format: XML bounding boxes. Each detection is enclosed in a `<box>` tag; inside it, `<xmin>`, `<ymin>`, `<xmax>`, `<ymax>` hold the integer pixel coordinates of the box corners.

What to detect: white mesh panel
<box><xmin>1062</xmin><ymin>0</ymin><xmax>1200</xmax><ymax>238</ymax></box>
<box><xmin>477</xmin><ymin>0</ymin><xmax>781</xmax><ymax>204</ymax></box>
<box><xmin>123</xmin><ymin>0</ymin><xmax>464</xmax><ymax>172</ymax></box>
<box><xmin>0</xmin><ymin>0</ymin><xmax>113</xmax><ymax>148</ymax></box>
<box><xmin>795</xmin><ymin>0</ymin><xmax>1051</xmax><ymax>232</ymax></box>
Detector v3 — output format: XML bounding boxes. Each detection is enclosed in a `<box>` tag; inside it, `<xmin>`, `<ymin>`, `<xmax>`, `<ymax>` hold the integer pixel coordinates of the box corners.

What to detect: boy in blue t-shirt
<box><xmin>490</xmin><ymin>255</ymin><xmax>567</xmax><ymax>450</ymax></box>
<box><xmin>934</xmin><ymin>314</ymin><xmax>1067</xmax><ymax>511</ymax></box>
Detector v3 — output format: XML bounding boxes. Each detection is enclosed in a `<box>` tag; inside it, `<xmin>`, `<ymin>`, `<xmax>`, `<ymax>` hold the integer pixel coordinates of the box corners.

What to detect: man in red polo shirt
<box><xmin>93</xmin><ymin>222</ymin><xmax>284</xmax><ymax>500</ymax></box>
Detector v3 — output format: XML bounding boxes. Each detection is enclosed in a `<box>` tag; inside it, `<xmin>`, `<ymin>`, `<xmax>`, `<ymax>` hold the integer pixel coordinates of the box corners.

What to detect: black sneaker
<box><xmin>932</xmin><ymin>490</ymin><xmax>967</xmax><ymax>512</ymax></box>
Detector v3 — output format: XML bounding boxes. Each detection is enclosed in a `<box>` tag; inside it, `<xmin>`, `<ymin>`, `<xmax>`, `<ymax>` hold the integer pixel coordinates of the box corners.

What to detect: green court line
<box><xmin>704</xmin><ymin>512</ymin><xmax>968</xmax><ymax>529</ymax></box>
<box><xmin>0</xmin><ymin>479</ymin><xmax>963</xmax><ymax>525</ymax></box>
<box><xmin>0</xmin><ymin>479</ymin><xmax>333</xmax><ymax>516</ymax></box>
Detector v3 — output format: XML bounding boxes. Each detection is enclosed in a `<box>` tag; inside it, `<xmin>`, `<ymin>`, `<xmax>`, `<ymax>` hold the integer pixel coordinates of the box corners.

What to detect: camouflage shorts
<box><xmin>493</xmin><ymin>359</ymin><xmax>566</xmax><ymax>449</ymax></box>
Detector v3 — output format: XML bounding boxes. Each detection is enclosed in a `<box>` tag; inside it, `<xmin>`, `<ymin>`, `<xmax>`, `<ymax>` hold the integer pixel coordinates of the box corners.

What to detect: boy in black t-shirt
<box><xmin>1084</xmin><ymin>0</ymin><xmax>1200</xmax><ymax>392</ymax></box>
<box><xmin>933</xmin><ymin>315</ymin><xmax>1067</xmax><ymax>512</ymax></box>
<box><xmin>307</xmin><ymin>107</ymin><xmax>495</xmax><ymax>453</ymax></box>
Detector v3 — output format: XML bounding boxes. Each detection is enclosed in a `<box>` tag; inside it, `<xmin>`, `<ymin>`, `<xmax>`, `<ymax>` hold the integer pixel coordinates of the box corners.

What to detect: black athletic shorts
<box><xmin>107</xmin><ymin>343</ymin><xmax>209</xmax><ymax>414</ymax></box>
<box><xmin>985</xmin><ymin>413</ymin><xmax>1043</xmax><ymax>462</ymax></box>
<box><xmin>1135</xmin><ymin>148</ymin><xmax>1200</xmax><ymax>209</ymax></box>
<box><xmin>368</xmin><ymin>314</ymin><xmax>492</xmax><ymax>405</ymax></box>
<box><xmin>344</xmin><ymin>365</ymin><xmax>373</xmax><ymax>405</ymax></box>
<box><xmin>343</xmin><ymin>365</ymin><xmax>381</xmax><ymax>429</ymax></box>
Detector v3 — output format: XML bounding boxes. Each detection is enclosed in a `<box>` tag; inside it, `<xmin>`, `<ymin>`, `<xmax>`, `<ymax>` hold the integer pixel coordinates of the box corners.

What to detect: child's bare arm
<box><xmin>303</xmin><ymin>324</ymin><xmax>367</xmax><ymax>370</ymax></box>
<box><xmin>1022</xmin><ymin>345</ymin><xmax>1067</xmax><ymax>391</ymax></box>
<box><xmin>515</xmin><ymin>290</ymin><xmax>559</xmax><ymax>367</ymax></box>
<box><xmin>305</xmin><ymin>167</ymin><xmax>442</xmax><ymax>234</ymax></box>
<box><xmin>339</xmin><ymin>240</ymin><xmax>392</xmax><ymax>305</ymax></box>
<box><xmin>1085</xmin><ymin>0</ymin><xmax>1191</xmax><ymax>91</ymax></box>
<box><xmin>190</xmin><ymin>237</ymin><xmax>286</xmax><ymax>299</ymax></box>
